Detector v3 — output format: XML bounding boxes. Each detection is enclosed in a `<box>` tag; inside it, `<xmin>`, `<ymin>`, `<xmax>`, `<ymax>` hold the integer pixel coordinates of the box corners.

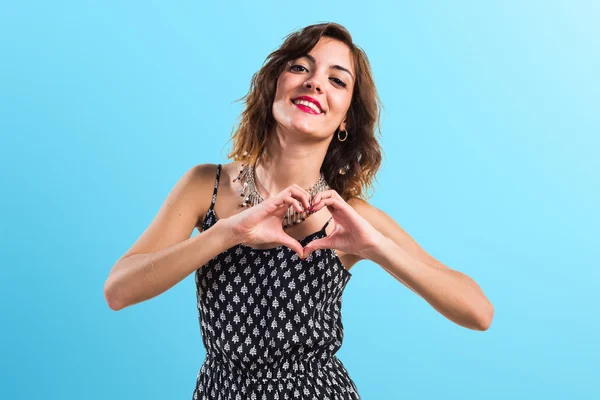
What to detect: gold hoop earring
<box><xmin>337</xmin><ymin>129</ymin><xmax>348</xmax><ymax>142</ymax></box>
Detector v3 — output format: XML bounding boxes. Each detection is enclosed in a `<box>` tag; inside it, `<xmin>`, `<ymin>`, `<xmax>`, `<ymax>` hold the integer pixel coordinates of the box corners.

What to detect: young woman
<box><xmin>104</xmin><ymin>22</ymin><xmax>494</xmax><ymax>400</ymax></box>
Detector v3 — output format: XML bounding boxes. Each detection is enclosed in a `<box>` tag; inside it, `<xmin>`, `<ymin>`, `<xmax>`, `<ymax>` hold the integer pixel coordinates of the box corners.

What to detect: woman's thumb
<box><xmin>302</xmin><ymin>238</ymin><xmax>332</xmax><ymax>259</ymax></box>
<box><xmin>278</xmin><ymin>235</ymin><xmax>304</xmax><ymax>258</ymax></box>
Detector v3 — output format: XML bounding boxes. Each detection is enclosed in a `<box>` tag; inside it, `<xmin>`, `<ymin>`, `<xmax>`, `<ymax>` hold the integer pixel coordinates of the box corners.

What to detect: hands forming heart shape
<box><xmin>225</xmin><ymin>185</ymin><xmax>384</xmax><ymax>260</ymax></box>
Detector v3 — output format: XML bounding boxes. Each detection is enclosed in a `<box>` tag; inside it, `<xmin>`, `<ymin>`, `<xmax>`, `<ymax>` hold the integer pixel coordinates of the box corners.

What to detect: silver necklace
<box><xmin>234</xmin><ymin>162</ymin><xmax>330</xmax><ymax>229</ymax></box>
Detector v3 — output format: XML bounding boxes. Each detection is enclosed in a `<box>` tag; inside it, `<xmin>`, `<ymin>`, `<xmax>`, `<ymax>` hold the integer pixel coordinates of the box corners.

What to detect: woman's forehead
<box><xmin>294</xmin><ymin>39</ymin><xmax>355</xmax><ymax>77</ymax></box>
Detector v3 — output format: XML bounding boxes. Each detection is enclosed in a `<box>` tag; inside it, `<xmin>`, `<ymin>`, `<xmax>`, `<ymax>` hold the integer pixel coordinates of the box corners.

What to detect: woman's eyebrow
<box><xmin>299</xmin><ymin>54</ymin><xmax>354</xmax><ymax>81</ymax></box>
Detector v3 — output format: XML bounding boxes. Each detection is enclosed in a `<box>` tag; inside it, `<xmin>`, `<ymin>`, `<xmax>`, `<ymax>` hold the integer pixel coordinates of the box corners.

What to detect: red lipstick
<box><xmin>292</xmin><ymin>96</ymin><xmax>323</xmax><ymax>113</ymax></box>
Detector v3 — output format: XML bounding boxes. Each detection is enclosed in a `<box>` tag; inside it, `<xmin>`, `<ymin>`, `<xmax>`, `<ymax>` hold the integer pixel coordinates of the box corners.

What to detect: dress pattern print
<box><xmin>192</xmin><ymin>164</ymin><xmax>360</xmax><ymax>400</ymax></box>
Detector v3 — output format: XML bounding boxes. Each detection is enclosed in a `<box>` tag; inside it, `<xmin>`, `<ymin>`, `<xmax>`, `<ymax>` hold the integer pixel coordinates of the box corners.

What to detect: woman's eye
<box><xmin>290</xmin><ymin>64</ymin><xmax>307</xmax><ymax>72</ymax></box>
<box><xmin>331</xmin><ymin>77</ymin><xmax>347</xmax><ymax>88</ymax></box>
<box><xmin>289</xmin><ymin>64</ymin><xmax>347</xmax><ymax>88</ymax></box>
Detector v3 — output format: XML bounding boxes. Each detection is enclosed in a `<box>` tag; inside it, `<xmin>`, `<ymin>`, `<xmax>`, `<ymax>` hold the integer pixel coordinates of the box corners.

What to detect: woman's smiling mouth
<box><xmin>293</xmin><ymin>102</ymin><xmax>322</xmax><ymax>115</ymax></box>
<box><xmin>291</xmin><ymin>96</ymin><xmax>323</xmax><ymax>115</ymax></box>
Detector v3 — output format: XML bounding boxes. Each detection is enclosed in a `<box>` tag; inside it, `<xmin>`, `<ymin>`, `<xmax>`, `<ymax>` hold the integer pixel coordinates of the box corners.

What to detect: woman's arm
<box><xmin>295</xmin><ymin>192</ymin><xmax>494</xmax><ymax>331</ymax></box>
<box><xmin>103</xmin><ymin>164</ymin><xmax>237</xmax><ymax>311</ymax></box>
<box><xmin>352</xmin><ymin>198</ymin><xmax>494</xmax><ymax>331</ymax></box>
<box><xmin>365</xmin><ymin>236</ymin><xmax>493</xmax><ymax>331</ymax></box>
<box><xmin>104</xmin><ymin>218</ymin><xmax>237</xmax><ymax>311</ymax></box>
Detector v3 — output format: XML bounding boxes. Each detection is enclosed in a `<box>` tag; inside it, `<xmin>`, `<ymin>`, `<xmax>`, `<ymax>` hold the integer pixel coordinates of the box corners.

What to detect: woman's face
<box><xmin>272</xmin><ymin>37</ymin><xmax>355</xmax><ymax>140</ymax></box>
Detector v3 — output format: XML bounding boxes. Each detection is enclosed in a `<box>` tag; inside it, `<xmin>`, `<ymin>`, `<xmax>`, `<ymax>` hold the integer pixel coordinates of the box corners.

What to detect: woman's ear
<box><xmin>339</xmin><ymin>119</ymin><xmax>348</xmax><ymax>131</ymax></box>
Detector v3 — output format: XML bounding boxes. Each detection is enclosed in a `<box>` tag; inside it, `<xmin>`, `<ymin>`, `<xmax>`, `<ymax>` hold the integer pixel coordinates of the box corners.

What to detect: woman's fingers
<box><xmin>272</xmin><ymin>185</ymin><xmax>311</xmax><ymax>212</ymax></box>
<box><xmin>290</xmin><ymin>185</ymin><xmax>311</xmax><ymax>210</ymax></box>
<box><xmin>278</xmin><ymin>194</ymin><xmax>303</xmax><ymax>213</ymax></box>
<box><xmin>310</xmin><ymin>190</ymin><xmax>332</xmax><ymax>208</ymax></box>
<box><xmin>310</xmin><ymin>195</ymin><xmax>340</xmax><ymax>213</ymax></box>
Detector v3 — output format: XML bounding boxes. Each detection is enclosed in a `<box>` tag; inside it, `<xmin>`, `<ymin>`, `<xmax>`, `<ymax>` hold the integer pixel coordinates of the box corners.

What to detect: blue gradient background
<box><xmin>1</xmin><ymin>1</ymin><xmax>598</xmax><ymax>399</ymax></box>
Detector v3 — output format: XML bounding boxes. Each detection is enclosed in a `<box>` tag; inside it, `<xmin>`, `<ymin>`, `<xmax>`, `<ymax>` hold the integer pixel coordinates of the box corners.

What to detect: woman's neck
<box><xmin>253</xmin><ymin>149</ymin><xmax>327</xmax><ymax>199</ymax></box>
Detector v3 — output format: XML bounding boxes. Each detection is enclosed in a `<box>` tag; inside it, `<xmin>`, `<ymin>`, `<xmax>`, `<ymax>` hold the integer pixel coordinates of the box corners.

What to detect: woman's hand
<box><xmin>302</xmin><ymin>190</ymin><xmax>385</xmax><ymax>259</ymax></box>
<box><xmin>221</xmin><ymin>184</ymin><xmax>312</xmax><ymax>257</ymax></box>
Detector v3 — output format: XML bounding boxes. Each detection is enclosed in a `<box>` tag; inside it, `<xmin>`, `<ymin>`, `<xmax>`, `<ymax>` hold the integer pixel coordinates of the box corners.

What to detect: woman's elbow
<box><xmin>104</xmin><ymin>279</ymin><xmax>125</xmax><ymax>311</ymax></box>
<box><xmin>476</xmin><ymin>303</ymin><xmax>494</xmax><ymax>331</ymax></box>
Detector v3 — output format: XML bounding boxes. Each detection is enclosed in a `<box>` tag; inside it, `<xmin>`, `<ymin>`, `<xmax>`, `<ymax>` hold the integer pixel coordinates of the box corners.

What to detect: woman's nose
<box><xmin>304</xmin><ymin>79</ymin><xmax>322</xmax><ymax>92</ymax></box>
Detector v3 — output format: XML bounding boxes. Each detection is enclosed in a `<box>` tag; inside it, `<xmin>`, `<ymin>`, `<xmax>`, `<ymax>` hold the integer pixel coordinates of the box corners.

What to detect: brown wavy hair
<box><xmin>225</xmin><ymin>22</ymin><xmax>384</xmax><ymax>201</ymax></box>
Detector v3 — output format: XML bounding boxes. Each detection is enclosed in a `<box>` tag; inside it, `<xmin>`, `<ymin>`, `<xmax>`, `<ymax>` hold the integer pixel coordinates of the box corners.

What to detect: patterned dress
<box><xmin>192</xmin><ymin>164</ymin><xmax>360</xmax><ymax>399</ymax></box>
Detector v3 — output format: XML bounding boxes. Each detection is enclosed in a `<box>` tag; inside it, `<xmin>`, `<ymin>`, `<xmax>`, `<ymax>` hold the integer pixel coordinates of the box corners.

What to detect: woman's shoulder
<box><xmin>183</xmin><ymin>163</ymin><xmax>219</xmax><ymax>188</ymax></box>
<box><xmin>185</xmin><ymin>161</ymin><xmax>240</xmax><ymax>185</ymax></box>
<box><xmin>186</xmin><ymin>161</ymin><xmax>242</xmax><ymax>225</ymax></box>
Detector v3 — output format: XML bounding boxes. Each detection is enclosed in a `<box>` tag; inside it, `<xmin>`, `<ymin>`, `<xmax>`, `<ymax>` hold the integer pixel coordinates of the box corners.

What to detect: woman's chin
<box><xmin>276</xmin><ymin>119</ymin><xmax>328</xmax><ymax>138</ymax></box>
<box><xmin>289</xmin><ymin>126</ymin><xmax>320</xmax><ymax>137</ymax></box>
<box><xmin>288</xmin><ymin>119</ymin><xmax>325</xmax><ymax>134</ymax></box>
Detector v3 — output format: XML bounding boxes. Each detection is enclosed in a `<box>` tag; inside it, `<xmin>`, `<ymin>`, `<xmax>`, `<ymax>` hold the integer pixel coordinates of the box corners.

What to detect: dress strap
<box><xmin>209</xmin><ymin>164</ymin><xmax>221</xmax><ymax>211</ymax></box>
<box><xmin>321</xmin><ymin>216</ymin><xmax>334</xmax><ymax>232</ymax></box>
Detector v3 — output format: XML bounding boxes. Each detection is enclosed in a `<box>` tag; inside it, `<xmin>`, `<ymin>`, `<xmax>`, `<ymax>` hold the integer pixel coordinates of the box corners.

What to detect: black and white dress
<box><xmin>192</xmin><ymin>164</ymin><xmax>360</xmax><ymax>399</ymax></box>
